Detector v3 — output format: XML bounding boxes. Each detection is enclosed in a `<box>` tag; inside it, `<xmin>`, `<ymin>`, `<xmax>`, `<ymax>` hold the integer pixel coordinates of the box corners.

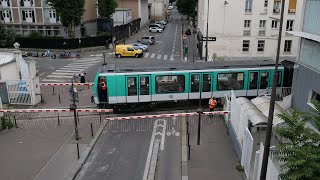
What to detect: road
<box><xmin>29</xmin><ymin>8</ymin><xmax>183</xmax><ymax>83</ymax></box>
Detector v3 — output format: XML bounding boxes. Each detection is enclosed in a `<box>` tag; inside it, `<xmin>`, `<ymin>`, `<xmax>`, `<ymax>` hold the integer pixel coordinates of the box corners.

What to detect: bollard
<box><xmin>77</xmin><ymin>112</ymin><xmax>80</xmax><ymax>123</ymax></box>
<box><xmin>14</xmin><ymin>116</ymin><xmax>18</xmax><ymax>128</ymax></box>
<box><xmin>52</xmin><ymin>86</ymin><xmax>56</xmax><ymax>95</ymax></box>
<box><xmin>58</xmin><ymin>92</ymin><xmax>61</xmax><ymax>103</ymax></box>
<box><xmin>77</xmin><ymin>143</ymin><xmax>80</xmax><ymax>159</ymax></box>
<box><xmin>90</xmin><ymin>123</ymin><xmax>93</xmax><ymax>137</ymax></box>
<box><xmin>99</xmin><ymin>112</ymin><xmax>102</xmax><ymax>123</ymax></box>
<box><xmin>57</xmin><ymin>113</ymin><xmax>60</xmax><ymax>126</ymax></box>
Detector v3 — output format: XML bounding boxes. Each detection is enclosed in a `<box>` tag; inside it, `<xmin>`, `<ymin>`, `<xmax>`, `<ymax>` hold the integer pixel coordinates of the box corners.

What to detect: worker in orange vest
<box><xmin>209</xmin><ymin>97</ymin><xmax>217</xmax><ymax>118</ymax></box>
<box><xmin>101</xmin><ymin>81</ymin><xmax>107</xmax><ymax>91</ymax></box>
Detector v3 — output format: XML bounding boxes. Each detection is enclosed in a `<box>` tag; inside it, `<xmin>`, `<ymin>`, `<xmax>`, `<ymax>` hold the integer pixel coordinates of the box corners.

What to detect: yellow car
<box><xmin>115</xmin><ymin>45</ymin><xmax>143</xmax><ymax>58</ymax></box>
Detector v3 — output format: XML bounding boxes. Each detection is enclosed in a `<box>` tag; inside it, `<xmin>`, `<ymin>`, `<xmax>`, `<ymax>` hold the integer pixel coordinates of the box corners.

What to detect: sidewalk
<box><xmin>182</xmin><ymin>19</ymin><xmax>201</xmax><ymax>62</ymax></box>
<box><xmin>188</xmin><ymin>116</ymin><xmax>245</xmax><ymax>180</ymax></box>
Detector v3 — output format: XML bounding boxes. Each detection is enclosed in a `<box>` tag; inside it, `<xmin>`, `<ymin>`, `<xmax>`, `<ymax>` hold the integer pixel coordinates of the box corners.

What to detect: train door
<box><xmin>258</xmin><ymin>70</ymin><xmax>271</xmax><ymax>95</ymax></box>
<box><xmin>247</xmin><ymin>71</ymin><xmax>259</xmax><ymax>96</ymax></box>
<box><xmin>139</xmin><ymin>75</ymin><xmax>151</xmax><ymax>102</ymax></box>
<box><xmin>189</xmin><ymin>73</ymin><xmax>211</xmax><ymax>100</ymax></box>
<box><xmin>126</xmin><ymin>76</ymin><xmax>138</xmax><ymax>103</ymax></box>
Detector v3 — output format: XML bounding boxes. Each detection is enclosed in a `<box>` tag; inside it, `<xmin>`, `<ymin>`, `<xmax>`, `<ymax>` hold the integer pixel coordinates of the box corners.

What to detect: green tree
<box><xmin>47</xmin><ymin>0</ymin><xmax>85</xmax><ymax>38</ymax></box>
<box><xmin>176</xmin><ymin>0</ymin><xmax>194</xmax><ymax>17</ymax></box>
<box><xmin>0</xmin><ymin>23</ymin><xmax>16</xmax><ymax>48</ymax></box>
<box><xmin>97</xmin><ymin>0</ymin><xmax>118</xmax><ymax>18</ymax></box>
<box><xmin>275</xmin><ymin>100</ymin><xmax>320</xmax><ymax>180</ymax></box>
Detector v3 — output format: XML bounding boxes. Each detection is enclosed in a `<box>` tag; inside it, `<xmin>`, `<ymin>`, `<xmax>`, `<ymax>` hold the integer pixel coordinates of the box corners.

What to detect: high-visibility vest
<box><xmin>209</xmin><ymin>98</ymin><xmax>217</xmax><ymax>109</ymax></box>
<box><xmin>101</xmin><ymin>82</ymin><xmax>107</xmax><ymax>90</ymax></box>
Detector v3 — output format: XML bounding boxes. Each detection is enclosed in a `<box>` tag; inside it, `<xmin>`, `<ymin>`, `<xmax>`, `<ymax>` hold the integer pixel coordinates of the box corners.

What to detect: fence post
<box><xmin>58</xmin><ymin>92</ymin><xmax>61</xmax><ymax>103</ymax></box>
<box><xmin>57</xmin><ymin>113</ymin><xmax>60</xmax><ymax>126</ymax></box>
<box><xmin>90</xmin><ymin>123</ymin><xmax>93</xmax><ymax>137</ymax></box>
<box><xmin>52</xmin><ymin>86</ymin><xmax>56</xmax><ymax>95</ymax></box>
<box><xmin>99</xmin><ymin>112</ymin><xmax>102</xmax><ymax>123</ymax></box>
<box><xmin>14</xmin><ymin>116</ymin><xmax>18</xmax><ymax>128</ymax></box>
<box><xmin>77</xmin><ymin>143</ymin><xmax>80</xmax><ymax>159</ymax></box>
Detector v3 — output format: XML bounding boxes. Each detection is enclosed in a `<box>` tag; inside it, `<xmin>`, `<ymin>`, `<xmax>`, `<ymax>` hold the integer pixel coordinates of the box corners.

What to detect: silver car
<box><xmin>137</xmin><ymin>36</ymin><xmax>155</xmax><ymax>45</ymax></box>
<box><xmin>149</xmin><ymin>27</ymin><xmax>163</xmax><ymax>33</ymax></box>
<box><xmin>131</xmin><ymin>43</ymin><xmax>148</xmax><ymax>52</ymax></box>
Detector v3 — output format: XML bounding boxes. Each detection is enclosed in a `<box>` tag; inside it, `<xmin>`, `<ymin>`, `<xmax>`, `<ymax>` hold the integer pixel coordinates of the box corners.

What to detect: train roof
<box><xmin>100</xmin><ymin>59</ymin><xmax>280</xmax><ymax>74</ymax></box>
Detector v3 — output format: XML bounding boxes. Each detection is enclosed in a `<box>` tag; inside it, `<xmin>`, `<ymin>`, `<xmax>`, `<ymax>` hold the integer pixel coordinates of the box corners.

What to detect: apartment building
<box><xmin>148</xmin><ymin>0</ymin><xmax>169</xmax><ymax>21</ymax></box>
<box><xmin>0</xmin><ymin>0</ymin><xmax>66</xmax><ymax>37</ymax></box>
<box><xmin>289</xmin><ymin>0</ymin><xmax>320</xmax><ymax>112</ymax></box>
<box><xmin>196</xmin><ymin>0</ymin><xmax>303</xmax><ymax>61</ymax></box>
<box><xmin>116</xmin><ymin>0</ymin><xmax>149</xmax><ymax>26</ymax></box>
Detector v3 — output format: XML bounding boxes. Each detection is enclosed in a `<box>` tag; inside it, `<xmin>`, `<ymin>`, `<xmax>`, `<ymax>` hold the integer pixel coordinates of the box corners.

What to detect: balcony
<box><xmin>243</xmin><ymin>30</ymin><xmax>251</xmax><ymax>36</ymax></box>
<box><xmin>258</xmin><ymin>30</ymin><xmax>266</xmax><ymax>36</ymax></box>
<box><xmin>273</xmin><ymin>8</ymin><xmax>280</xmax><ymax>13</ymax></box>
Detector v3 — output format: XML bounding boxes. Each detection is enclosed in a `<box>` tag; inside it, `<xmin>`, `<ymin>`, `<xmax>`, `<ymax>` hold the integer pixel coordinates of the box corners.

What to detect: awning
<box><xmin>286</xmin><ymin>31</ymin><xmax>320</xmax><ymax>43</ymax></box>
<box><xmin>0</xmin><ymin>53</ymin><xmax>15</xmax><ymax>66</ymax></box>
<box><xmin>237</xmin><ymin>97</ymin><xmax>268</xmax><ymax>126</ymax></box>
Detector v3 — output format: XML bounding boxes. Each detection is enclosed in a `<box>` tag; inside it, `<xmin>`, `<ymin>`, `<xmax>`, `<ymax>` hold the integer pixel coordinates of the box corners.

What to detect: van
<box><xmin>115</xmin><ymin>45</ymin><xmax>143</xmax><ymax>58</ymax></box>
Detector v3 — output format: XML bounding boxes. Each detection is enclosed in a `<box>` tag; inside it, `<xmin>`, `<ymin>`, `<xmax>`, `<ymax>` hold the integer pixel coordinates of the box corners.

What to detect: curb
<box><xmin>181</xmin><ymin>117</ymin><xmax>189</xmax><ymax>180</ymax></box>
<box><xmin>66</xmin><ymin>120</ymin><xmax>109</xmax><ymax>180</ymax></box>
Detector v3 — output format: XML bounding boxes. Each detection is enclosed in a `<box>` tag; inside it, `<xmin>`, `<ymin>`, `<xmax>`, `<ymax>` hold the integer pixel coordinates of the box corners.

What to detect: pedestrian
<box><xmin>208</xmin><ymin>97</ymin><xmax>217</xmax><ymax>118</ymax></box>
<box><xmin>79</xmin><ymin>70</ymin><xmax>86</xmax><ymax>83</ymax></box>
<box><xmin>76</xmin><ymin>51</ymin><xmax>80</xmax><ymax>58</ymax></box>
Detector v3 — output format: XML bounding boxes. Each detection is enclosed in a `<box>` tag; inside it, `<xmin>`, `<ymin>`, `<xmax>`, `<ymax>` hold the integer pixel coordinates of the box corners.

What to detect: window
<box><xmin>242</xmin><ymin>40</ymin><xmax>250</xmax><ymax>52</ymax></box>
<box><xmin>249</xmin><ymin>72</ymin><xmax>258</xmax><ymax>89</ymax></box>
<box><xmin>244</xmin><ymin>20</ymin><xmax>251</xmax><ymax>28</ymax></box>
<box><xmin>260</xmin><ymin>72</ymin><xmax>269</xmax><ymax>89</ymax></box>
<box><xmin>277</xmin><ymin>71</ymin><xmax>282</xmax><ymax>87</ymax></box>
<box><xmin>203</xmin><ymin>74</ymin><xmax>211</xmax><ymax>92</ymax></box>
<box><xmin>127</xmin><ymin>47</ymin><xmax>134</xmax><ymax>51</ymax></box>
<box><xmin>264</xmin><ymin>0</ymin><xmax>268</xmax><ymax>7</ymax></box>
<box><xmin>245</xmin><ymin>0</ymin><xmax>252</xmax><ymax>13</ymax></box>
<box><xmin>127</xmin><ymin>77</ymin><xmax>137</xmax><ymax>96</ymax></box>
<box><xmin>217</xmin><ymin>73</ymin><xmax>244</xmax><ymax>90</ymax></box>
<box><xmin>288</xmin><ymin>0</ymin><xmax>297</xmax><ymax>13</ymax></box>
<box><xmin>257</xmin><ymin>40</ymin><xmax>265</xmax><ymax>52</ymax></box>
<box><xmin>273</xmin><ymin>0</ymin><xmax>281</xmax><ymax>13</ymax></box>
<box><xmin>271</xmin><ymin>20</ymin><xmax>278</xmax><ymax>28</ymax></box>
<box><xmin>140</xmin><ymin>76</ymin><xmax>150</xmax><ymax>95</ymax></box>
<box><xmin>191</xmin><ymin>74</ymin><xmax>200</xmax><ymax>92</ymax></box>
<box><xmin>286</xmin><ymin>20</ymin><xmax>294</xmax><ymax>31</ymax></box>
<box><xmin>259</xmin><ymin>20</ymin><xmax>266</xmax><ymax>29</ymax></box>
<box><xmin>156</xmin><ymin>75</ymin><xmax>185</xmax><ymax>93</ymax></box>
<box><xmin>284</xmin><ymin>40</ymin><xmax>292</xmax><ymax>52</ymax></box>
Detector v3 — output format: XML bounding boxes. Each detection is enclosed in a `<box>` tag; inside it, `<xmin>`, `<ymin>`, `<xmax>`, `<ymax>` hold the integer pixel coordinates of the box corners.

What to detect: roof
<box><xmin>287</xmin><ymin>31</ymin><xmax>320</xmax><ymax>43</ymax></box>
<box><xmin>0</xmin><ymin>53</ymin><xmax>15</xmax><ymax>66</ymax></box>
<box><xmin>251</xmin><ymin>97</ymin><xmax>285</xmax><ymax>126</ymax></box>
<box><xmin>105</xmin><ymin>59</ymin><xmax>279</xmax><ymax>73</ymax></box>
<box><xmin>237</xmin><ymin>97</ymin><xmax>267</xmax><ymax>126</ymax></box>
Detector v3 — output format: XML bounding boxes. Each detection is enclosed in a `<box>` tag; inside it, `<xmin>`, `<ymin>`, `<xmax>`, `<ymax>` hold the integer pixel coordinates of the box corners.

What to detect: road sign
<box><xmin>202</xmin><ymin>37</ymin><xmax>216</xmax><ymax>41</ymax></box>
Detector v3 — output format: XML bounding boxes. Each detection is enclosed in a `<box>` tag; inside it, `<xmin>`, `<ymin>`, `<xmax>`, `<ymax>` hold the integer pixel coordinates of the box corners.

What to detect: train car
<box><xmin>92</xmin><ymin>60</ymin><xmax>292</xmax><ymax>111</ymax></box>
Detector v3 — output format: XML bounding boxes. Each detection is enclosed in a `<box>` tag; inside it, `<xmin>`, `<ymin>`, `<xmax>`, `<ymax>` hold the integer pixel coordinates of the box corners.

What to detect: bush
<box><xmin>1</xmin><ymin>116</ymin><xmax>14</xmax><ymax>130</ymax></box>
<box><xmin>97</xmin><ymin>31</ymin><xmax>112</xmax><ymax>37</ymax></box>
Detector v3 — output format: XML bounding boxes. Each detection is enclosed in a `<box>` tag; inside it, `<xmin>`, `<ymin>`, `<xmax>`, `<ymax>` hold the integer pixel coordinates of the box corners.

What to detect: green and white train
<box><xmin>92</xmin><ymin>60</ymin><xmax>293</xmax><ymax>110</ymax></box>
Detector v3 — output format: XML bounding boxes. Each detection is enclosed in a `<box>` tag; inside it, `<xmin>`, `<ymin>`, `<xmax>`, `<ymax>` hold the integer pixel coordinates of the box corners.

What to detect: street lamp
<box><xmin>259</xmin><ymin>0</ymin><xmax>285</xmax><ymax>179</ymax></box>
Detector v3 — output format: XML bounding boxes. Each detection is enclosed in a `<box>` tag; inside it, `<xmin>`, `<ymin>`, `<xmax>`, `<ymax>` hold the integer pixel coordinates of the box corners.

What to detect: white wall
<box><xmin>113</xmin><ymin>9</ymin><xmax>133</xmax><ymax>26</ymax></box>
<box><xmin>140</xmin><ymin>0</ymin><xmax>149</xmax><ymax>26</ymax></box>
<box><xmin>0</xmin><ymin>62</ymin><xmax>19</xmax><ymax>81</ymax></box>
<box><xmin>197</xmin><ymin>0</ymin><xmax>303</xmax><ymax>61</ymax></box>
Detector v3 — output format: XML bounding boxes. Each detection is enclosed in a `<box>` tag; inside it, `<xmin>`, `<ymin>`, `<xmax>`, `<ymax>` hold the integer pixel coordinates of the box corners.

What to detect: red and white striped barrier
<box><xmin>40</xmin><ymin>83</ymin><xmax>94</xmax><ymax>86</ymax></box>
<box><xmin>106</xmin><ymin>111</ymin><xmax>230</xmax><ymax>120</ymax></box>
<box><xmin>0</xmin><ymin>109</ymin><xmax>112</xmax><ymax>113</ymax></box>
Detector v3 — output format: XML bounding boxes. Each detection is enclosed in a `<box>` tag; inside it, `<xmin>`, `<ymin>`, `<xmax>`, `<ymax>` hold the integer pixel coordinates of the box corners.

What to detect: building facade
<box><xmin>115</xmin><ymin>0</ymin><xmax>149</xmax><ymax>26</ymax></box>
<box><xmin>0</xmin><ymin>0</ymin><xmax>67</xmax><ymax>37</ymax></box>
<box><xmin>148</xmin><ymin>0</ymin><xmax>169</xmax><ymax>21</ymax></box>
<box><xmin>290</xmin><ymin>0</ymin><xmax>320</xmax><ymax>112</ymax></box>
<box><xmin>196</xmin><ymin>0</ymin><xmax>303</xmax><ymax>61</ymax></box>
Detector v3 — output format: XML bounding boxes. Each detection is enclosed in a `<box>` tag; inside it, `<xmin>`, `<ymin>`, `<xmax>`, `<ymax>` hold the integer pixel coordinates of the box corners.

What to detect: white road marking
<box><xmin>41</xmin><ymin>79</ymin><xmax>68</xmax><ymax>82</ymax></box>
<box><xmin>163</xmin><ymin>55</ymin><xmax>168</xmax><ymax>60</ymax></box>
<box><xmin>170</xmin><ymin>55</ymin><xmax>174</xmax><ymax>61</ymax></box>
<box><xmin>59</xmin><ymin>68</ymin><xmax>84</xmax><ymax>71</ymax></box>
<box><xmin>64</xmin><ymin>65</ymin><xmax>90</xmax><ymax>68</ymax></box>
<box><xmin>150</xmin><ymin>54</ymin><xmax>155</xmax><ymax>59</ymax></box>
<box><xmin>39</xmin><ymin>72</ymin><xmax>45</xmax><ymax>76</ymax></box>
<box><xmin>46</xmin><ymin>75</ymin><xmax>75</xmax><ymax>79</ymax></box>
<box><xmin>50</xmin><ymin>72</ymin><xmax>76</xmax><ymax>76</ymax></box>
<box><xmin>72</xmin><ymin>62</ymin><xmax>98</xmax><ymax>65</ymax></box>
<box><xmin>157</xmin><ymin>54</ymin><xmax>162</xmax><ymax>59</ymax></box>
<box><xmin>144</xmin><ymin>52</ymin><xmax>150</xmax><ymax>58</ymax></box>
<box><xmin>55</xmin><ymin>70</ymin><xmax>82</xmax><ymax>73</ymax></box>
<box><xmin>50</xmin><ymin>67</ymin><xmax>55</xmax><ymax>69</ymax></box>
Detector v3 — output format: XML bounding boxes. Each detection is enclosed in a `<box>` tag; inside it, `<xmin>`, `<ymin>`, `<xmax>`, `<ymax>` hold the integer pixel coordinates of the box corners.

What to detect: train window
<box><xmin>249</xmin><ymin>72</ymin><xmax>258</xmax><ymax>89</ymax></box>
<box><xmin>277</xmin><ymin>71</ymin><xmax>282</xmax><ymax>87</ymax></box>
<box><xmin>217</xmin><ymin>72</ymin><xmax>244</xmax><ymax>90</ymax></box>
<box><xmin>127</xmin><ymin>77</ymin><xmax>137</xmax><ymax>96</ymax></box>
<box><xmin>191</xmin><ymin>74</ymin><xmax>200</xmax><ymax>92</ymax></box>
<box><xmin>260</xmin><ymin>72</ymin><xmax>269</xmax><ymax>89</ymax></box>
<box><xmin>140</xmin><ymin>76</ymin><xmax>149</xmax><ymax>95</ymax></box>
<box><xmin>203</xmin><ymin>74</ymin><xmax>211</xmax><ymax>92</ymax></box>
<box><xmin>156</xmin><ymin>75</ymin><xmax>185</xmax><ymax>93</ymax></box>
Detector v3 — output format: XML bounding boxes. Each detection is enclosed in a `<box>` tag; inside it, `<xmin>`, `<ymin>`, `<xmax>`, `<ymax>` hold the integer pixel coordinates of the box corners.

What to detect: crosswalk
<box><xmin>144</xmin><ymin>52</ymin><xmax>179</xmax><ymax>61</ymax></box>
<box><xmin>43</xmin><ymin>58</ymin><xmax>101</xmax><ymax>82</ymax></box>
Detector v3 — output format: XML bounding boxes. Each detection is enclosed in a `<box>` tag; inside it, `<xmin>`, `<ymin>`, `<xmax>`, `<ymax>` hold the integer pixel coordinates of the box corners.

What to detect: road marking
<box><xmin>39</xmin><ymin>72</ymin><xmax>45</xmax><ymax>76</ymax></box>
<box><xmin>55</xmin><ymin>70</ymin><xmax>82</xmax><ymax>73</ymax></box>
<box><xmin>163</xmin><ymin>55</ymin><xmax>168</xmax><ymax>60</ymax></box>
<box><xmin>50</xmin><ymin>67</ymin><xmax>55</xmax><ymax>69</ymax></box>
<box><xmin>144</xmin><ymin>52</ymin><xmax>149</xmax><ymax>58</ymax></box>
<box><xmin>72</xmin><ymin>62</ymin><xmax>99</xmax><ymax>65</ymax></box>
<box><xmin>41</xmin><ymin>79</ymin><xmax>68</xmax><ymax>82</ymax></box>
<box><xmin>59</xmin><ymin>68</ymin><xmax>84</xmax><ymax>71</ymax></box>
<box><xmin>46</xmin><ymin>75</ymin><xmax>75</xmax><ymax>79</ymax></box>
<box><xmin>157</xmin><ymin>54</ymin><xmax>162</xmax><ymax>59</ymax></box>
<box><xmin>150</xmin><ymin>54</ymin><xmax>155</xmax><ymax>59</ymax></box>
<box><xmin>50</xmin><ymin>72</ymin><xmax>76</xmax><ymax>76</ymax></box>
<box><xmin>64</xmin><ymin>65</ymin><xmax>90</xmax><ymax>68</ymax></box>
<box><xmin>170</xmin><ymin>55</ymin><xmax>174</xmax><ymax>61</ymax></box>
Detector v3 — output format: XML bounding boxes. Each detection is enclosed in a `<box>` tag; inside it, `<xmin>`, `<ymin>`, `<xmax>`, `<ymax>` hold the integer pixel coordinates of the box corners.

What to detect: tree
<box><xmin>176</xmin><ymin>0</ymin><xmax>194</xmax><ymax>17</ymax></box>
<box><xmin>0</xmin><ymin>23</ymin><xmax>16</xmax><ymax>48</ymax></box>
<box><xmin>275</xmin><ymin>100</ymin><xmax>320</xmax><ymax>180</ymax></box>
<box><xmin>97</xmin><ymin>0</ymin><xmax>118</xmax><ymax>18</ymax></box>
<box><xmin>47</xmin><ymin>0</ymin><xmax>85</xmax><ymax>38</ymax></box>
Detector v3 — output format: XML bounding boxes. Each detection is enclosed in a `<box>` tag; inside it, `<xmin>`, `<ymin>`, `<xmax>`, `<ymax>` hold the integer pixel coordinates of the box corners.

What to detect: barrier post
<box><xmin>14</xmin><ymin>116</ymin><xmax>18</xmax><ymax>128</ymax></box>
<box><xmin>57</xmin><ymin>113</ymin><xmax>60</xmax><ymax>125</ymax></box>
<box><xmin>58</xmin><ymin>92</ymin><xmax>61</xmax><ymax>103</ymax></box>
<box><xmin>99</xmin><ymin>112</ymin><xmax>102</xmax><ymax>123</ymax></box>
<box><xmin>90</xmin><ymin>123</ymin><xmax>93</xmax><ymax>137</ymax></box>
<box><xmin>52</xmin><ymin>86</ymin><xmax>56</xmax><ymax>95</ymax></box>
<box><xmin>77</xmin><ymin>143</ymin><xmax>80</xmax><ymax>159</ymax></box>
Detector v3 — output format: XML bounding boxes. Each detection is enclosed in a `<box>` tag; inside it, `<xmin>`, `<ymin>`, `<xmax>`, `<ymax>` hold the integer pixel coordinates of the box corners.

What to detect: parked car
<box><xmin>156</xmin><ymin>20</ymin><xmax>167</xmax><ymax>25</ymax></box>
<box><xmin>137</xmin><ymin>36</ymin><xmax>155</xmax><ymax>45</ymax></box>
<box><xmin>115</xmin><ymin>45</ymin><xmax>143</xmax><ymax>58</ymax></box>
<box><xmin>149</xmin><ymin>27</ymin><xmax>163</xmax><ymax>33</ymax></box>
<box><xmin>131</xmin><ymin>43</ymin><xmax>148</xmax><ymax>52</ymax></box>
<box><xmin>149</xmin><ymin>24</ymin><xmax>165</xmax><ymax>30</ymax></box>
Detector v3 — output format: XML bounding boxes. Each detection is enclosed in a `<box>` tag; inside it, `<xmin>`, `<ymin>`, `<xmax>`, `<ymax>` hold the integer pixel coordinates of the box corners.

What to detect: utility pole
<box><xmin>205</xmin><ymin>0</ymin><xmax>209</xmax><ymax>62</ymax></box>
<box><xmin>259</xmin><ymin>0</ymin><xmax>285</xmax><ymax>179</ymax></box>
<box><xmin>102</xmin><ymin>51</ymin><xmax>107</xmax><ymax>66</ymax></box>
<box><xmin>197</xmin><ymin>75</ymin><xmax>203</xmax><ymax>145</ymax></box>
<box><xmin>69</xmin><ymin>79</ymin><xmax>79</xmax><ymax>141</ymax></box>
<box><xmin>122</xmin><ymin>0</ymin><xmax>126</xmax><ymax>44</ymax></box>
